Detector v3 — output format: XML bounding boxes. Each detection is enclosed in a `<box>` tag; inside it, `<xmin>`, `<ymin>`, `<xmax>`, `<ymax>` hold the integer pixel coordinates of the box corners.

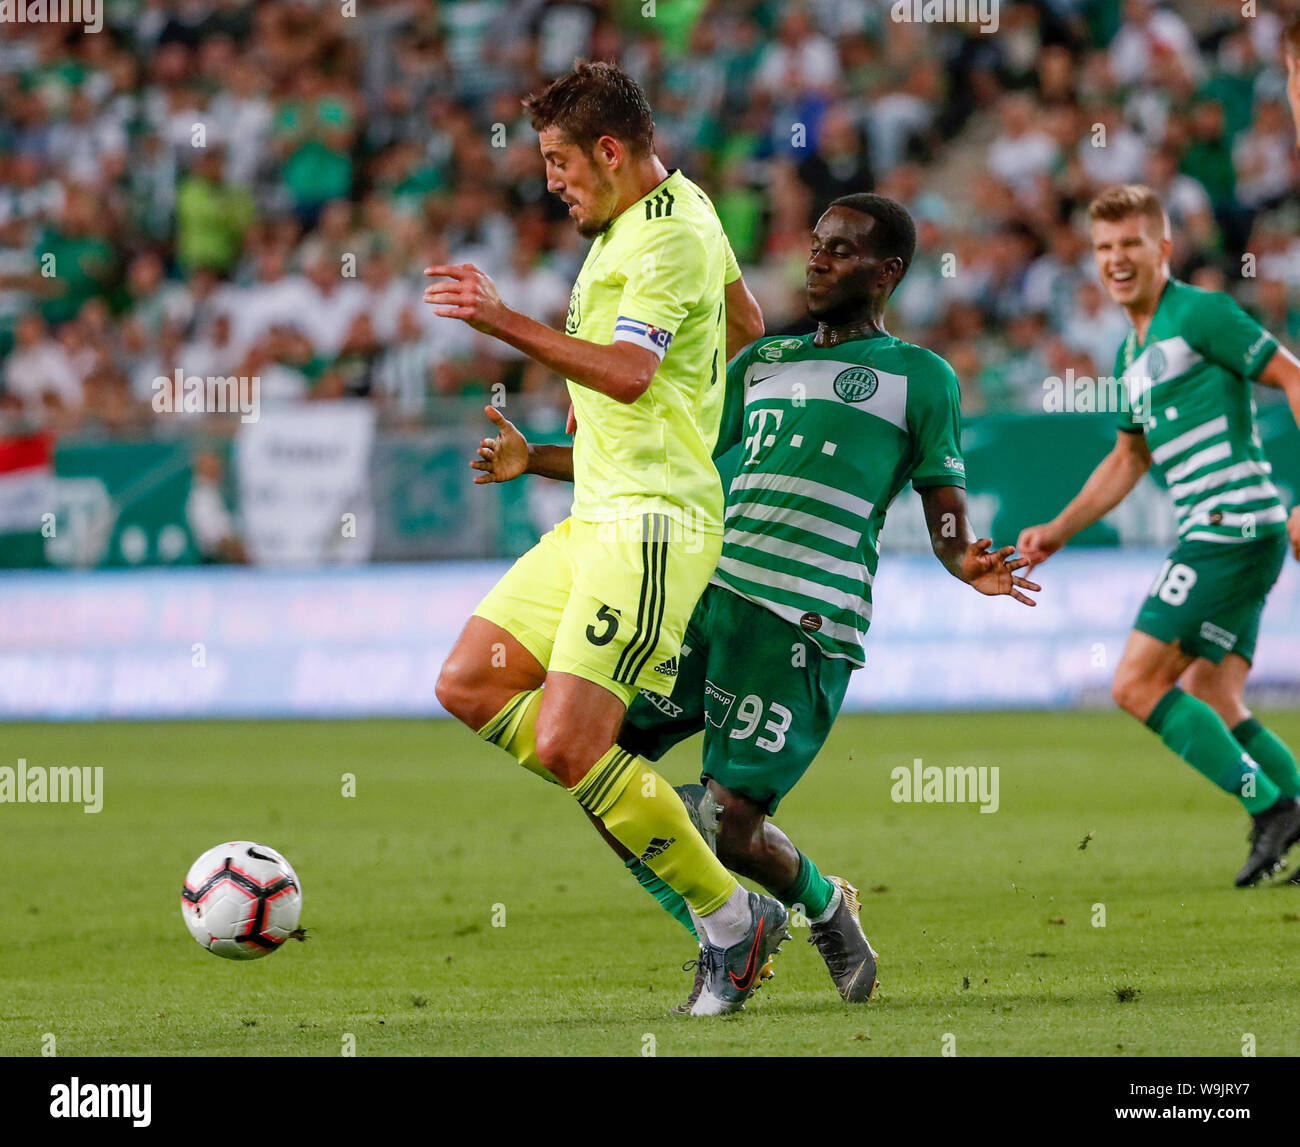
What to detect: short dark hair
<box><xmin>827</xmin><ymin>193</ymin><xmax>917</xmax><ymax>276</ymax></box>
<box><xmin>522</xmin><ymin>60</ymin><xmax>656</xmax><ymax>158</ymax></box>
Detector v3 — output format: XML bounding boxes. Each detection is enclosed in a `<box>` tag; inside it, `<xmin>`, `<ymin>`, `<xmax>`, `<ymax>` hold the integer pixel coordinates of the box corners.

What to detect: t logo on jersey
<box><xmin>744</xmin><ymin>408</ymin><xmax>783</xmax><ymax>465</ymax></box>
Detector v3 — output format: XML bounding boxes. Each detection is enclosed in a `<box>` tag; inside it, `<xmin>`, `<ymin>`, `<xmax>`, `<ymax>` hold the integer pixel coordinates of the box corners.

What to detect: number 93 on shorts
<box><xmin>471</xmin><ymin>513</ymin><xmax>722</xmax><ymax>706</ymax></box>
<box><xmin>1133</xmin><ymin>532</ymin><xmax>1287</xmax><ymax>664</ymax></box>
<box><xmin>622</xmin><ymin>585</ymin><xmax>853</xmax><ymax>814</ymax></box>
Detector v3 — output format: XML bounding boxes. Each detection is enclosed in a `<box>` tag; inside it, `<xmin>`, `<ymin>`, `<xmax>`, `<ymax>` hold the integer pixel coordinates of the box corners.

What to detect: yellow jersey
<box><xmin>565</xmin><ymin>168</ymin><xmax>739</xmax><ymax>536</ymax></box>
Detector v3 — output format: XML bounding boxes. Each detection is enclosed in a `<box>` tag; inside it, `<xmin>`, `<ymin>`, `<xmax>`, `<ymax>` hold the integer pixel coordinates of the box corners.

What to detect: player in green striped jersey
<box><xmin>472</xmin><ymin>195</ymin><xmax>1041</xmax><ymax>1004</ymax></box>
<box><xmin>1278</xmin><ymin>20</ymin><xmax>1300</xmax><ymax>561</ymax></box>
<box><xmin>1019</xmin><ymin>185</ymin><xmax>1300</xmax><ymax>887</ymax></box>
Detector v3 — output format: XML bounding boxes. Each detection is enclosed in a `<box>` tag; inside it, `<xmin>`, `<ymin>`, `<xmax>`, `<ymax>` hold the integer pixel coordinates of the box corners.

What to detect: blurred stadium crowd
<box><xmin>3</xmin><ymin>0</ymin><xmax>1300</xmax><ymax>438</ymax></box>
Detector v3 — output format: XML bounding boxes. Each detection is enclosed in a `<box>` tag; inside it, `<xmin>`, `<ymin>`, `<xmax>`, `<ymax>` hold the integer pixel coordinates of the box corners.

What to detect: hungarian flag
<box><xmin>0</xmin><ymin>432</ymin><xmax>53</xmax><ymax>568</ymax></box>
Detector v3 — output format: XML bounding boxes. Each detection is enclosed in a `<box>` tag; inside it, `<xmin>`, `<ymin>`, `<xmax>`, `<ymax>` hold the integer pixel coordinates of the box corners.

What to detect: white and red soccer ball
<box><xmin>181</xmin><ymin>841</ymin><xmax>303</xmax><ymax>960</ymax></box>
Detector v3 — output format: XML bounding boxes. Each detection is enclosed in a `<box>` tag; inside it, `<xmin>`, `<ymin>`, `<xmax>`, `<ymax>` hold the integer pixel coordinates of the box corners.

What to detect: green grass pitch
<box><xmin>4</xmin><ymin>710</ymin><xmax>1300</xmax><ymax>1057</ymax></box>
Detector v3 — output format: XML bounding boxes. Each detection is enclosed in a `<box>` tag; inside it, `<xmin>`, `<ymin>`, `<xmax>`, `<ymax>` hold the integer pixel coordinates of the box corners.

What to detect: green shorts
<box><xmin>620</xmin><ymin>584</ymin><xmax>853</xmax><ymax>813</ymax></box>
<box><xmin>1133</xmin><ymin>531</ymin><xmax>1288</xmax><ymax>664</ymax></box>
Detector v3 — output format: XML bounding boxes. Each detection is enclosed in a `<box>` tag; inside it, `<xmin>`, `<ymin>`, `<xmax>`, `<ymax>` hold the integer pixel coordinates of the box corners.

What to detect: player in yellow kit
<box><xmin>425</xmin><ymin>62</ymin><xmax>781</xmax><ymax>1015</ymax></box>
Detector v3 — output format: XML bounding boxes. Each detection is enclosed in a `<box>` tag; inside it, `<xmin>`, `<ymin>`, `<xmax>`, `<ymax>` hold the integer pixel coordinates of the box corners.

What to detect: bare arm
<box><xmin>1256</xmin><ymin>343</ymin><xmax>1300</xmax><ymax>439</ymax></box>
<box><xmin>1053</xmin><ymin>429</ymin><xmax>1152</xmax><ymax>538</ymax></box>
<box><xmin>725</xmin><ymin>275</ymin><xmax>764</xmax><ymax>362</ymax></box>
<box><xmin>491</xmin><ymin>308</ymin><xmax>661</xmax><ymax>405</ymax></box>
<box><xmin>920</xmin><ymin>484</ymin><xmax>1039</xmax><ymax>605</ymax></box>
<box><xmin>921</xmin><ymin>482</ymin><xmax>978</xmax><ymax>578</ymax></box>
<box><xmin>526</xmin><ymin>443</ymin><xmax>574</xmax><ymax>482</ymax></box>
<box><xmin>425</xmin><ymin>264</ymin><xmax>661</xmax><ymax>404</ymax></box>
<box><xmin>1256</xmin><ymin>345</ymin><xmax>1300</xmax><ymax>560</ymax></box>
<box><xmin>1017</xmin><ymin>429</ymin><xmax>1152</xmax><ymax>566</ymax></box>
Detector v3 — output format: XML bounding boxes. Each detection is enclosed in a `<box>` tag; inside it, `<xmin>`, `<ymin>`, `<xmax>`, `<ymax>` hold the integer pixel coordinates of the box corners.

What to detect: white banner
<box><xmin>236</xmin><ymin>402</ymin><xmax>376</xmax><ymax>566</ymax></box>
<box><xmin>0</xmin><ymin>551</ymin><xmax>1297</xmax><ymax>719</ymax></box>
<box><xmin>0</xmin><ymin>466</ymin><xmax>53</xmax><ymax>537</ymax></box>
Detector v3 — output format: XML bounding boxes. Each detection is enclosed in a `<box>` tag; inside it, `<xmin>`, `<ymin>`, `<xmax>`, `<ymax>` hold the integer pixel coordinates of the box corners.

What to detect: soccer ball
<box><xmin>181</xmin><ymin>841</ymin><xmax>303</xmax><ymax>960</ymax></box>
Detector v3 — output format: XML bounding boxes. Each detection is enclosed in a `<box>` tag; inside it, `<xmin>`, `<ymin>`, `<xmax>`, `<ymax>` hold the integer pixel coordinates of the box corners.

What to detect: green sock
<box><xmin>1232</xmin><ymin>717</ymin><xmax>1300</xmax><ymax>800</ymax></box>
<box><xmin>625</xmin><ymin>857</ymin><xmax>697</xmax><ymax>940</ymax></box>
<box><xmin>1146</xmin><ymin>688</ymin><xmax>1281</xmax><ymax>814</ymax></box>
<box><xmin>784</xmin><ymin>851</ymin><xmax>836</xmax><ymax>921</ymax></box>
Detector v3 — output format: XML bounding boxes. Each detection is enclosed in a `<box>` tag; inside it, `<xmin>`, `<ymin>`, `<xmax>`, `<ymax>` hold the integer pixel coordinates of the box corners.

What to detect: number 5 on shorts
<box><xmin>586</xmin><ymin>604</ymin><xmax>619</xmax><ymax>646</ymax></box>
<box><xmin>1151</xmin><ymin>561</ymin><xmax>1197</xmax><ymax>606</ymax></box>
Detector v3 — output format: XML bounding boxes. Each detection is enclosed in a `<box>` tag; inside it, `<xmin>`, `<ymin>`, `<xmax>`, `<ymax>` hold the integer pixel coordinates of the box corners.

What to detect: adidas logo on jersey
<box><xmin>653</xmin><ymin>657</ymin><xmax>678</xmax><ymax>677</ymax></box>
<box><xmin>643</xmin><ymin>187</ymin><xmax>675</xmax><ymax>220</ymax></box>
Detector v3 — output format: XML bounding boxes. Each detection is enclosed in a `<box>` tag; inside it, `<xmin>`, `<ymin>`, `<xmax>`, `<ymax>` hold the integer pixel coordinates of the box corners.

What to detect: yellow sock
<box><xmin>477</xmin><ymin>689</ymin><xmax>558</xmax><ymax>785</ymax></box>
<box><xmin>570</xmin><ymin>745</ymin><xmax>738</xmax><ymax>915</ymax></box>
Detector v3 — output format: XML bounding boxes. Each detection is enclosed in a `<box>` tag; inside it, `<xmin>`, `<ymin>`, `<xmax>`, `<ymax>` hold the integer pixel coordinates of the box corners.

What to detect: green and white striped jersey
<box><xmin>1115</xmin><ymin>278</ymin><xmax>1284</xmax><ymax>544</ymax></box>
<box><xmin>710</xmin><ymin>331</ymin><xmax>966</xmax><ymax>665</ymax></box>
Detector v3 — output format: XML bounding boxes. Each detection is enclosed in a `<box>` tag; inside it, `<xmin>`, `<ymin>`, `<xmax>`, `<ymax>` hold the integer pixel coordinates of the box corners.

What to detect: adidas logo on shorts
<box><xmin>654</xmin><ymin>657</ymin><xmax>678</xmax><ymax>677</ymax></box>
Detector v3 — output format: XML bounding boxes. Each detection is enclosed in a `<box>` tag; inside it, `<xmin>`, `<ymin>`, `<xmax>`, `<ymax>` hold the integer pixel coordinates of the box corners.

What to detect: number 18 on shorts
<box><xmin>1133</xmin><ymin>534</ymin><xmax>1287</xmax><ymax>665</ymax></box>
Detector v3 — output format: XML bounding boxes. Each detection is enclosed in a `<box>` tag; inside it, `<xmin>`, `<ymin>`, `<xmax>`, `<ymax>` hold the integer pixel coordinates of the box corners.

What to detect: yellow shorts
<box><xmin>474</xmin><ymin>513</ymin><xmax>721</xmax><ymax>706</ymax></box>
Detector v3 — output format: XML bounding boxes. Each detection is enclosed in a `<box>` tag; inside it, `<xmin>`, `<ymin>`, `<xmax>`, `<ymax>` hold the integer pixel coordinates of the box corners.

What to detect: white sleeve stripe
<box><xmin>613</xmin><ymin>315</ymin><xmax>674</xmax><ymax>361</ymax></box>
<box><xmin>613</xmin><ymin>331</ymin><xmax>668</xmax><ymax>360</ymax></box>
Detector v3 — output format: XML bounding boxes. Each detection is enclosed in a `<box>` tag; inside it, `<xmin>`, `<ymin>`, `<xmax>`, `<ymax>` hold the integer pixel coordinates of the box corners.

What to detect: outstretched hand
<box><xmin>424</xmin><ymin>263</ymin><xmax>507</xmax><ymax>335</ymax></box>
<box><xmin>962</xmin><ymin>538</ymin><xmax>1041</xmax><ymax>606</ymax></box>
<box><xmin>469</xmin><ymin>406</ymin><xmax>529</xmax><ymax>484</ymax></box>
<box><xmin>1015</xmin><ymin>523</ymin><xmax>1064</xmax><ymax>575</ymax></box>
